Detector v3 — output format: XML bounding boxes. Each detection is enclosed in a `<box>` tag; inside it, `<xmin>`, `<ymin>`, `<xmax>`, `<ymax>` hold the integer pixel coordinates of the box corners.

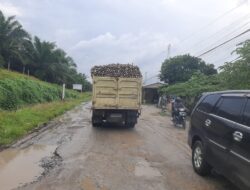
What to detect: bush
<box><xmin>0</xmin><ymin>70</ymin><xmax>80</xmax><ymax>110</ymax></box>
<box><xmin>0</xmin><ymin>89</ymin><xmax>18</xmax><ymax>110</ymax></box>
<box><xmin>159</xmin><ymin>73</ymin><xmax>223</xmax><ymax>110</ymax></box>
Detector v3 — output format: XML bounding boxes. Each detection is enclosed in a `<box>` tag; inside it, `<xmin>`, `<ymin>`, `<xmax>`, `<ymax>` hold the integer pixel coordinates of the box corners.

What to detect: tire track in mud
<box><xmin>3</xmin><ymin>103</ymin><xmax>237</xmax><ymax>190</ymax></box>
<box><xmin>139</xmin><ymin>111</ymin><xmax>191</xmax><ymax>158</ymax></box>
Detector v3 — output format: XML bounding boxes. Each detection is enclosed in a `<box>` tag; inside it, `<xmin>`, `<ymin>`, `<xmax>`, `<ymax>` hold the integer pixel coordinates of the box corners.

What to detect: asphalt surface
<box><xmin>0</xmin><ymin>102</ymin><xmax>238</xmax><ymax>190</ymax></box>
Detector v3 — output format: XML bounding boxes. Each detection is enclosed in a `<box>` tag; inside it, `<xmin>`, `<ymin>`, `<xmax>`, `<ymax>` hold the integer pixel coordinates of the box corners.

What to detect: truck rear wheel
<box><xmin>92</xmin><ymin>120</ymin><xmax>100</xmax><ymax>127</ymax></box>
<box><xmin>126</xmin><ymin>111</ymin><xmax>137</xmax><ymax>128</ymax></box>
<box><xmin>92</xmin><ymin>117</ymin><xmax>101</xmax><ymax>127</ymax></box>
<box><xmin>126</xmin><ymin>123</ymin><xmax>135</xmax><ymax>128</ymax></box>
<box><xmin>92</xmin><ymin>110</ymin><xmax>102</xmax><ymax>127</ymax></box>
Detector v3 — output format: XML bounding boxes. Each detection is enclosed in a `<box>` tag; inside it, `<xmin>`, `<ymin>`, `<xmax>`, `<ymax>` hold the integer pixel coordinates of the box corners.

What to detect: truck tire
<box><xmin>126</xmin><ymin>123</ymin><xmax>135</xmax><ymax>128</ymax></box>
<box><xmin>126</xmin><ymin>111</ymin><xmax>137</xmax><ymax>128</ymax></box>
<box><xmin>92</xmin><ymin>120</ymin><xmax>99</xmax><ymax>127</ymax></box>
<box><xmin>92</xmin><ymin>117</ymin><xmax>103</xmax><ymax>127</ymax></box>
<box><xmin>126</xmin><ymin>118</ymin><xmax>137</xmax><ymax>128</ymax></box>
<box><xmin>92</xmin><ymin>110</ymin><xmax>102</xmax><ymax>127</ymax></box>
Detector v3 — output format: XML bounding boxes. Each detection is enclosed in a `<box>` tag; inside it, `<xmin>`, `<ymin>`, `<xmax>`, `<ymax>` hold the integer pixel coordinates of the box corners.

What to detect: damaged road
<box><xmin>0</xmin><ymin>103</ymin><xmax>238</xmax><ymax>190</ymax></box>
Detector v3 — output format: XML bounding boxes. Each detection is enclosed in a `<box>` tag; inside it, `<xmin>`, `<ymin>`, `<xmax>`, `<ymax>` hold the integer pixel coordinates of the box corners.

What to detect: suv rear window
<box><xmin>197</xmin><ymin>94</ymin><xmax>220</xmax><ymax>113</ymax></box>
<box><xmin>243</xmin><ymin>99</ymin><xmax>250</xmax><ymax>127</ymax></box>
<box><xmin>215</xmin><ymin>97</ymin><xmax>245</xmax><ymax>123</ymax></box>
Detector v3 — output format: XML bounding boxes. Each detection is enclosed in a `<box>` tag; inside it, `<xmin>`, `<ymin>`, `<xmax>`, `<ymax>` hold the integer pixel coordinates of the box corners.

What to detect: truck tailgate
<box><xmin>93</xmin><ymin>76</ymin><xmax>141</xmax><ymax>109</ymax></box>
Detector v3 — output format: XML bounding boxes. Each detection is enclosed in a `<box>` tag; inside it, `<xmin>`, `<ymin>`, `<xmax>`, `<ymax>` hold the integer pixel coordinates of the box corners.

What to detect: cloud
<box><xmin>70</xmin><ymin>32</ymin><xmax>176</xmax><ymax>79</ymax></box>
<box><xmin>0</xmin><ymin>2</ymin><xmax>22</xmax><ymax>16</ymax></box>
<box><xmin>72</xmin><ymin>33</ymin><xmax>116</xmax><ymax>49</ymax></box>
<box><xmin>1</xmin><ymin>0</ymin><xmax>249</xmax><ymax>83</ymax></box>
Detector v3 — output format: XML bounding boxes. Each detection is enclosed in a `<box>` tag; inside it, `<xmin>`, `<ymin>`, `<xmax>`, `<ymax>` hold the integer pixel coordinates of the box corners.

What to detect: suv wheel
<box><xmin>192</xmin><ymin>141</ymin><xmax>211</xmax><ymax>176</ymax></box>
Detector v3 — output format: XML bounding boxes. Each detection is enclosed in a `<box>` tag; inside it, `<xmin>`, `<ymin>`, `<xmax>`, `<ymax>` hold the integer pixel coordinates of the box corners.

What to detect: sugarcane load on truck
<box><xmin>91</xmin><ymin>63</ymin><xmax>142</xmax><ymax>128</ymax></box>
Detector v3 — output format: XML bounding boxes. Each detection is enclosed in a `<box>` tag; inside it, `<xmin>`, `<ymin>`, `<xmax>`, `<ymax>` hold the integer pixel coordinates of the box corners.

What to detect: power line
<box><xmin>203</xmin><ymin>47</ymin><xmax>234</xmax><ymax>61</ymax></box>
<box><xmin>180</xmin><ymin>14</ymin><xmax>250</xmax><ymax>54</ymax></box>
<box><xmin>193</xmin><ymin>22</ymin><xmax>250</xmax><ymax>56</ymax></box>
<box><xmin>156</xmin><ymin>2</ymin><xmax>249</xmax><ymax>61</ymax></box>
<box><xmin>197</xmin><ymin>29</ymin><xmax>250</xmax><ymax>57</ymax></box>
<box><xmin>143</xmin><ymin>74</ymin><xmax>159</xmax><ymax>83</ymax></box>
<box><xmin>229</xmin><ymin>57</ymin><xmax>241</xmax><ymax>63</ymax></box>
<box><xmin>210</xmin><ymin>55</ymin><xmax>234</xmax><ymax>65</ymax></box>
<box><xmin>195</xmin><ymin>35</ymin><xmax>247</xmax><ymax>65</ymax></box>
<box><xmin>217</xmin><ymin>57</ymin><xmax>241</xmax><ymax>71</ymax></box>
<box><xmin>145</xmin><ymin>74</ymin><xmax>159</xmax><ymax>81</ymax></box>
<box><xmin>179</xmin><ymin>0</ymin><xmax>248</xmax><ymax>44</ymax></box>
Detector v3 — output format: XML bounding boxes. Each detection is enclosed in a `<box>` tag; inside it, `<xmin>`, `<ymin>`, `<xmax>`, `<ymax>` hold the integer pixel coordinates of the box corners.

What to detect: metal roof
<box><xmin>143</xmin><ymin>82</ymin><xmax>165</xmax><ymax>89</ymax></box>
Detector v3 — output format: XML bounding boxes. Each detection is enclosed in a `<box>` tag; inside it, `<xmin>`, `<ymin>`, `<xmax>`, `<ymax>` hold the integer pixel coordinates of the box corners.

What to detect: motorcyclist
<box><xmin>172</xmin><ymin>97</ymin><xmax>185</xmax><ymax>120</ymax></box>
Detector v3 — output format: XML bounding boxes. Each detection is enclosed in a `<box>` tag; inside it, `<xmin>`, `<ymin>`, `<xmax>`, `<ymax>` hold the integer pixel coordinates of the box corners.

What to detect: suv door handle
<box><xmin>233</xmin><ymin>131</ymin><xmax>243</xmax><ymax>142</ymax></box>
<box><xmin>205</xmin><ymin>119</ymin><xmax>211</xmax><ymax>127</ymax></box>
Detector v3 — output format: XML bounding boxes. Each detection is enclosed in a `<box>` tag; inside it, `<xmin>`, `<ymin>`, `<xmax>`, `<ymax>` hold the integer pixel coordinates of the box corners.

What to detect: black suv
<box><xmin>188</xmin><ymin>90</ymin><xmax>250</xmax><ymax>190</ymax></box>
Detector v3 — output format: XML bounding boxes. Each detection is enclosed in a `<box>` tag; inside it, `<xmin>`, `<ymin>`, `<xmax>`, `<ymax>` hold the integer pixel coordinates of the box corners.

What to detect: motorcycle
<box><xmin>173</xmin><ymin>108</ymin><xmax>187</xmax><ymax>129</ymax></box>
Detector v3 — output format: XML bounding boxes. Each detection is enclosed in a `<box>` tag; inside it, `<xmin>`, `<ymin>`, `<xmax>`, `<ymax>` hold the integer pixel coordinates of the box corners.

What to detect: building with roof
<box><xmin>142</xmin><ymin>82</ymin><xmax>166</xmax><ymax>104</ymax></box>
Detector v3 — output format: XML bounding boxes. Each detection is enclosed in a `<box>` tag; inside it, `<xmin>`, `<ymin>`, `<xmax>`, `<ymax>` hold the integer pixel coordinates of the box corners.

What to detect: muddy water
<box><xmin>0</xmin><ymin>144</ymin><xmax>56</xmax><ymax>190</ymax></box>
<box><xmin>3</xmin><ymin>103</ymin><xmax>238</xmax><ymax>190</ymax></box>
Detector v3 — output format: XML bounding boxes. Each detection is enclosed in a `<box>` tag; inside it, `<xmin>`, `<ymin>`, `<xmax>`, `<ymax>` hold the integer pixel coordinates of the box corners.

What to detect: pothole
<box><xmin>40</xmin><ymin>147</ymin><xmax>63</xmax><ymax>176</ymax></box>
<box><xmin>135</xmin><ymin>158</ymin><xmax>162</xmax><ymax>178</ymax></box>
<box><xmin>0</xmin><ymin>144</ymin><xmax>56</xmax><ymax>190</ymax></box>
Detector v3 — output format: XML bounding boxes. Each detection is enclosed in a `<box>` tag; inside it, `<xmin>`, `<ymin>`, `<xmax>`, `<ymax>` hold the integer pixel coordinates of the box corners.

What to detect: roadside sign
<box><xmin>62</xmin><ymin>83</ymin><xmax>65</xmax><ymax>100</ymax></box>
<box><xmin>73</xmin><ymin>84</ymin><xmax>82</xmax><ymax>91</ymax></box>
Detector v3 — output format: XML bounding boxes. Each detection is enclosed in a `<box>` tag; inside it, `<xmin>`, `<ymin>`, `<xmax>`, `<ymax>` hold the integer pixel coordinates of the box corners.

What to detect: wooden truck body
<box><xmin>92</xmin><ymin>76</ymin><xmax>142</xmax><ymax>127</ymax></box>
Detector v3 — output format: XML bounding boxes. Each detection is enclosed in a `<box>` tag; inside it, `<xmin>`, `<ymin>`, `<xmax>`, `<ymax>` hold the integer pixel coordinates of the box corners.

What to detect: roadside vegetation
<box><xmin>160</xmin><ymin>40</ymin><xmax>250</xmax><ymax>110</ymax></box>
<box><xmin>0</xmin><ymin>10</ymin><xmax>92</xmax><ymax>146</ymax></box>
<box><xmin>0</xmin><ymin>69</ymin><xmax>80</xmax><ymax>110</ymax></box>
<box><xmin>0</xmin><ymin>69</ymin><xmax>91</xmax><ymax>146</ymax></box>
<box><xmin>0</xmin><ymin>11</ymin><xmax>91</xmax><ymax>90</ymax></box>
<box><xmin>0</xmin><ymin>93</ymin><xmax>91</xmax><ymax>146</ymax></box>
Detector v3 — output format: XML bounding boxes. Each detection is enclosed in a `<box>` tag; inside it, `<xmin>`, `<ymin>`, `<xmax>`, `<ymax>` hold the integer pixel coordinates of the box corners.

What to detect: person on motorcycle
<box><xmin>172</xmin><ymin>97</ymin><xmax>185</xmax><ymax>120</ymax></box>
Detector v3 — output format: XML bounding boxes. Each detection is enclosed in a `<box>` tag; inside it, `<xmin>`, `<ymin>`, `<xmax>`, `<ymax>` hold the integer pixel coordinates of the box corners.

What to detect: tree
<box><xmin>28</xmin><ymin>36</ymin><xmax>91</xmax><ymax>89</ymax></box>
<box><xmin>0</xmin><ymin>54</ymin><xmax>4</xmax><ymax>67</ymax></box>
<box><xmin>160</xmin><ymin>54</ymin><xmax>217</xmax><ymax>84</ymax></box>
<box><xmin>219</xmin><ymin>40</ymin><xmax>250</xmax><ymax>89</ymax></box>
<box><xmin>0</xmin><ymin>11</ymin><xmax>91</xmax><ymax>90</ymax></box>
<box><xmin>160</xmin><ymin>72</ymin><xmax>223</xmax><ymax>110</ymax></box>
<box><xmin>28</xmin><ymin>36</ymin><xmax>73</xmax><ymax>84</ymax></box>
<box><xmin>0</xmin><ymin>10</ymin><xmax>30</xmax><ymax>70</ymax></box>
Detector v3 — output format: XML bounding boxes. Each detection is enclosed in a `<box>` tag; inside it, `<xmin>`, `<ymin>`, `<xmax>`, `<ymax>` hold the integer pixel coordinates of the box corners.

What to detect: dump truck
<box><xmin>91</xmin><ymin>64</ymin><xmax>142</xmax><ymax>128</ymax></box>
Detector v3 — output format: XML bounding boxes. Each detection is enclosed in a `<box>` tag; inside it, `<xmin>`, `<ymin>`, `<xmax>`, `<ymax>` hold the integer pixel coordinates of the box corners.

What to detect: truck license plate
<box><xmin>110</xmin><ymin>113</ymin><xmax>122</xmax><ymax>118</ymax></box>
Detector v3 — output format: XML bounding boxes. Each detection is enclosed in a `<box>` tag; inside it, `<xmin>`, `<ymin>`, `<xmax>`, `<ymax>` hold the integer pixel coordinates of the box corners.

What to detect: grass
<box><xmin>0</xmin><ymin>69</ymin><xmax>80</xmax><ymax>110</ymax></box>
<box><xmin>0</xmin><ymin>92</ymin><xmax>91</xmax><ymax>146</ymax></box>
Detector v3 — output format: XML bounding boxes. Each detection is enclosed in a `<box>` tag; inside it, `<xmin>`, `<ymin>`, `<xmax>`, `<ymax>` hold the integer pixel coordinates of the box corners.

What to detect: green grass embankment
<box><xmin>0</xmin><ymin>69</ymin><xmax>79</xmax><ymax>110</ymax></box>
<box><xmin>0</xmin><ymin>93</ymin><xmax>91</xmax><ymax>146</ymax></box>
<box><xmin>0</xmin><ymin>69</ymin><xmax>91</xmax><ymax>146</ymax></box>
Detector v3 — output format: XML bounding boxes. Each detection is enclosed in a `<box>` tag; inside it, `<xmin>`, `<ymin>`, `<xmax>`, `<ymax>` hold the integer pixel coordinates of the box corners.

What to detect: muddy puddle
<box><xmin>0</xmin><ymin>144</ymin><xmax>56</xmax><ymax>190</ymax></box>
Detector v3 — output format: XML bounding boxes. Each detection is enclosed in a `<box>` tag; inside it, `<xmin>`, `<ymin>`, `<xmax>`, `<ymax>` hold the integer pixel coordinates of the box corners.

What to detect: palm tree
<box><xmin>28</xmin><ymin>36</ymin><xmax>56</xmax><ymax>80</ymax></box>
<box><xmin>0</xmin><ymin>11</ymin><xmax>30</xmax><ymax>71</ymax></box>
<box><xmin>29</xmin><ymin>36</ymin><xmax>78</xmax><ymax>84</ymax></box>
<box><xmin>0</xmin><ymin>11</ymin><xmax>90</xmax><ymax>88</ymax></box>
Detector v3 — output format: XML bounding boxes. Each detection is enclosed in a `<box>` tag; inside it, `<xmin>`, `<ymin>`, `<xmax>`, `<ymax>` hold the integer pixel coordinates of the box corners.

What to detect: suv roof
<box><xmin>203</xmin><ymin>90</ymin><xmax>250</xmax><ymax>96</ymax></box>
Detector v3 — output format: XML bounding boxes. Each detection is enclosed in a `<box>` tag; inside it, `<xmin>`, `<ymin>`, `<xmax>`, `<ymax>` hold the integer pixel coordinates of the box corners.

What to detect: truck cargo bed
<box><xmin>92</xmin><ymin>76</ymin><xmax>142</xmax><ymax>110</ymax></box>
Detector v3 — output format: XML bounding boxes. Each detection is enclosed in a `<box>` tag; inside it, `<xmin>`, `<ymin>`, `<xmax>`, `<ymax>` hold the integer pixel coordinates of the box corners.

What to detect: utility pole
<box><xmin>167</xmin><ymin>44</ymin><xmax>171</xmax><ymax>58</ymax></box>
<box><xmin>144</xmin><ymin>72</ymin><xmax>147</xmax><ymax>85</ymax></box>
<box><xmin>62</xmin><ymin>84</ymin><xmax>65</xmax><ymax>100</ymax></box>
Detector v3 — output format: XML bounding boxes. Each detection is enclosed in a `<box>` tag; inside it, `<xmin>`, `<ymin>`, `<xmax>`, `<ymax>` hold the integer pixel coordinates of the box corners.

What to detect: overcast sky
<box><xmin>0</xmin><ymin>0</ymin><xmax>249</xmax><ymax>83</ymax></box>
